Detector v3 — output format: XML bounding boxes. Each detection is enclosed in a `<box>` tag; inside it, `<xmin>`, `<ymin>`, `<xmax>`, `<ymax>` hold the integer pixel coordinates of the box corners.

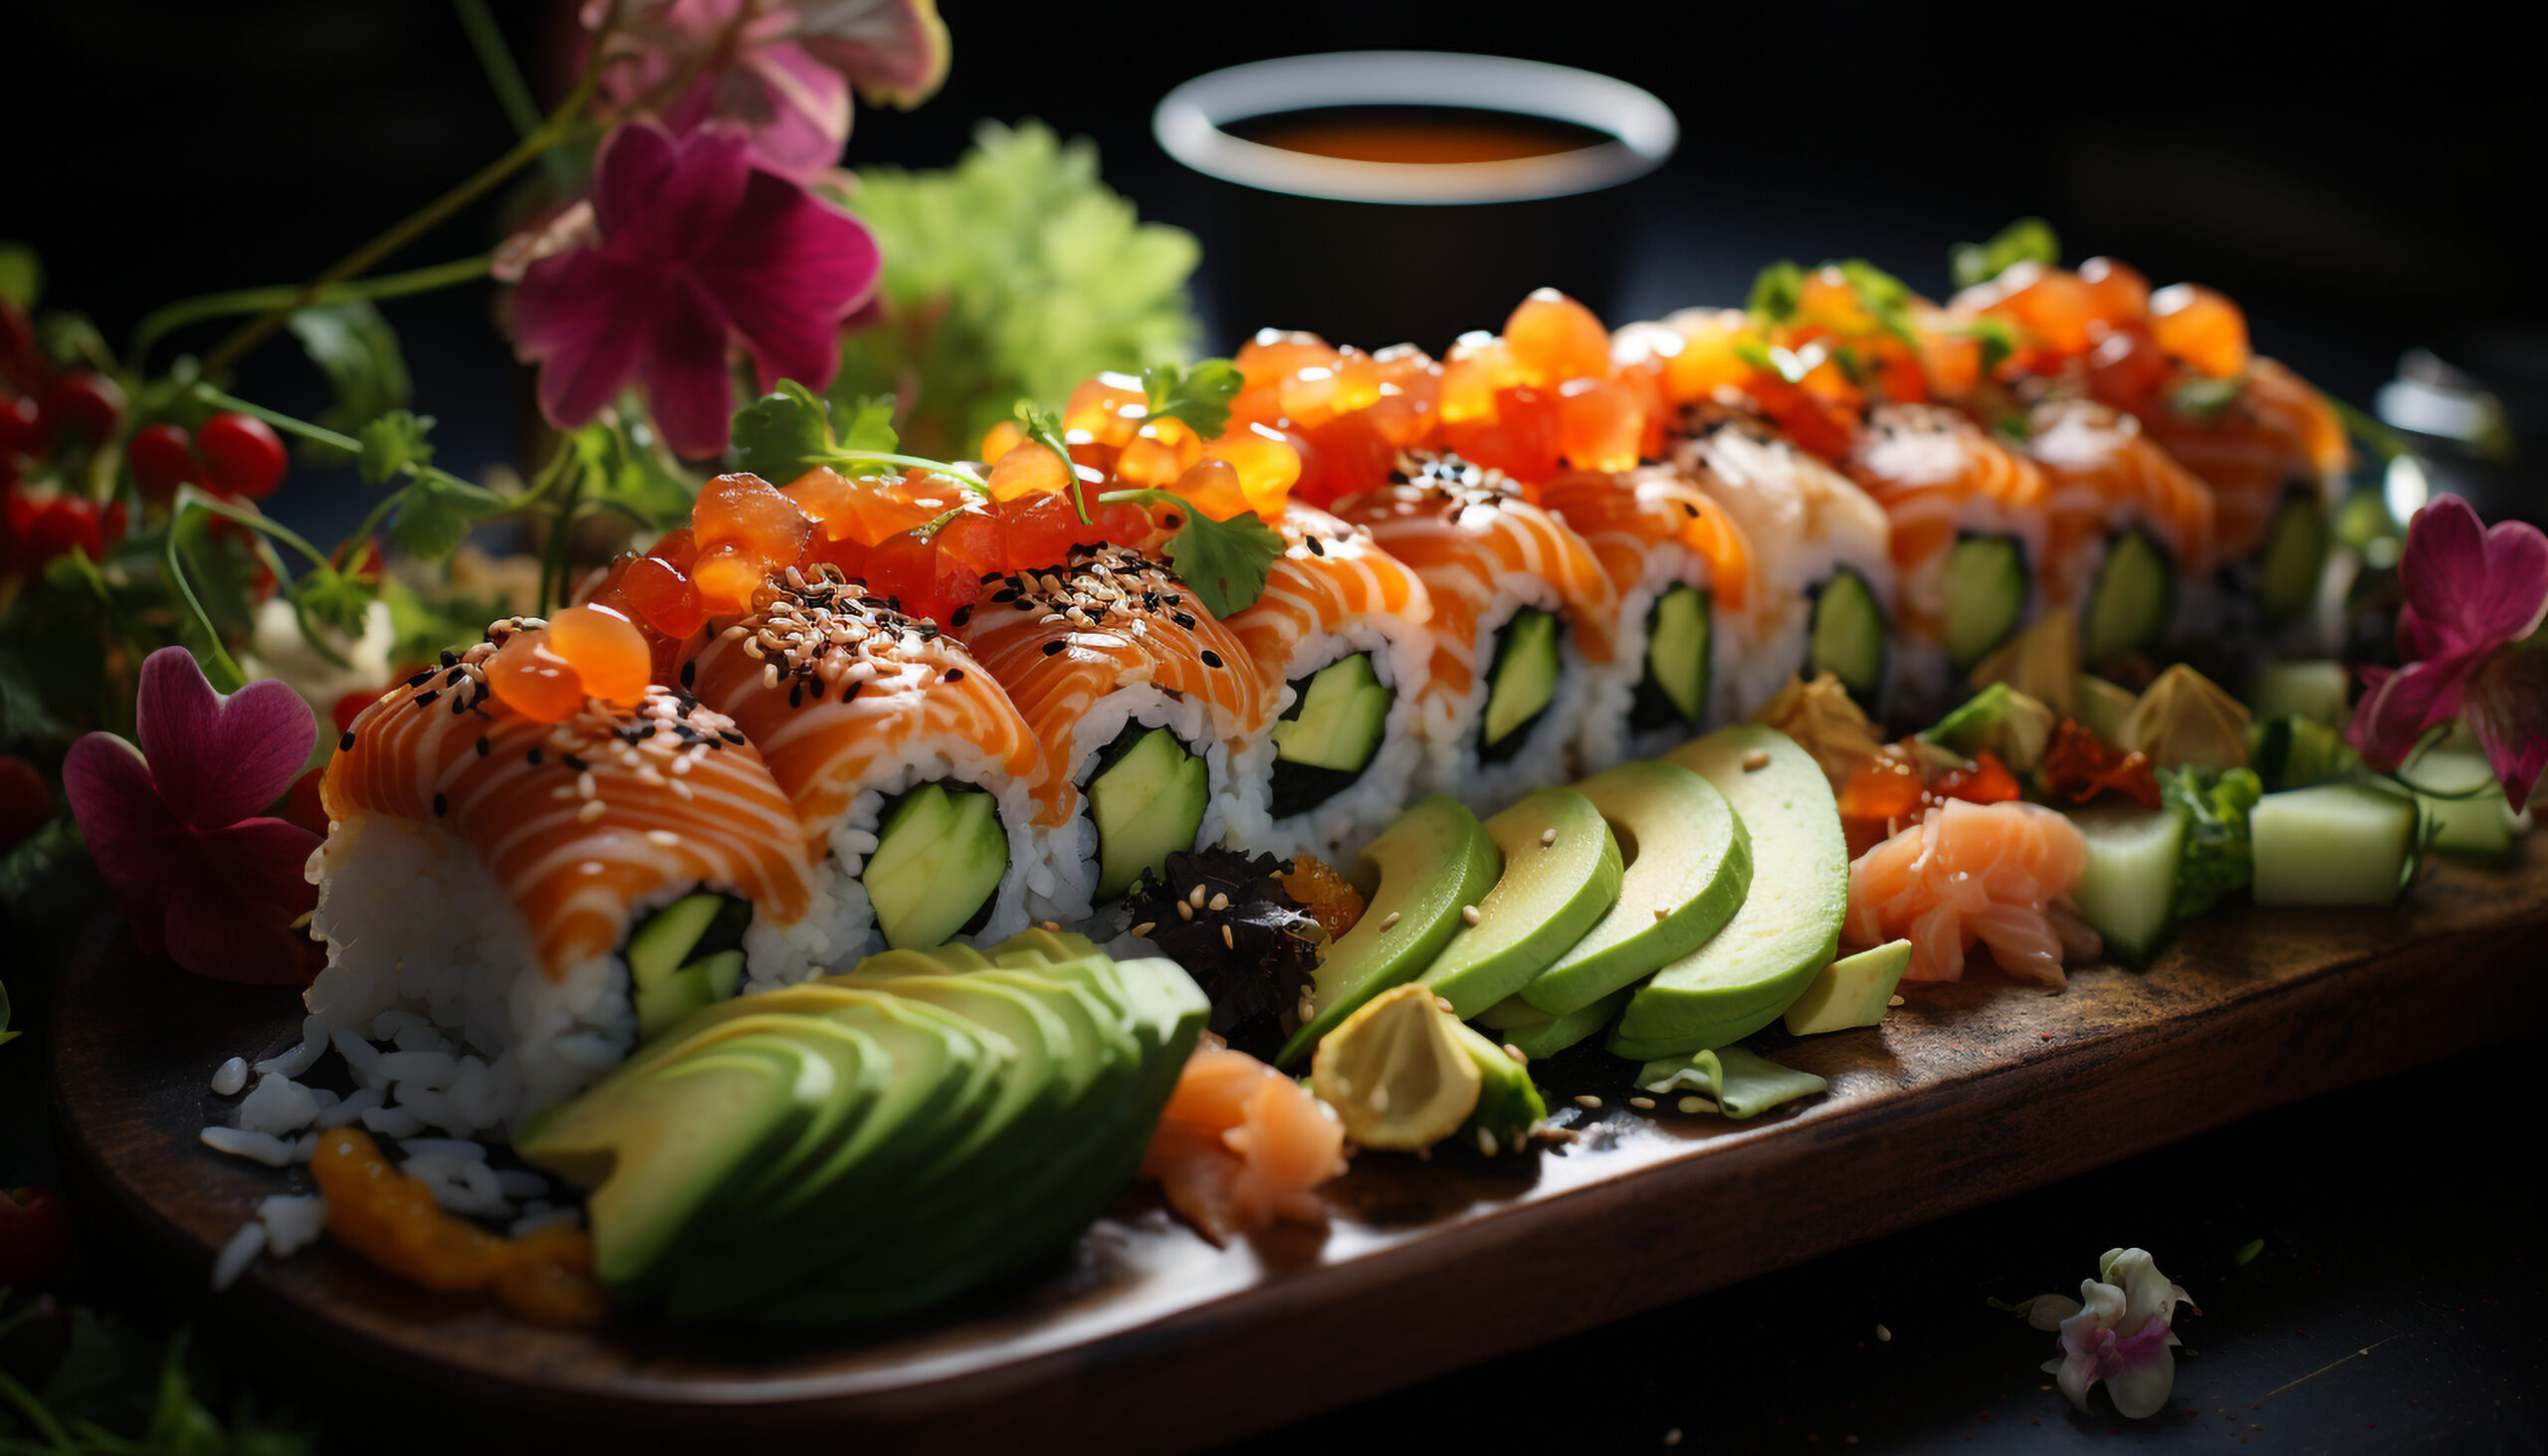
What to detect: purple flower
<box><xmin>62</xmin><ymin>647</ymin><xmax>322</xmax><ymax>986</ymax></box>
<box><xmin>2014</xmin><ymin>1248</ymin><xmax>2197</xmax><ymax>1420</ymax></box>
<box><xmin>2348</xmin><ymin>494</ymin><xmax>2548</xmax><ymax>809</ymax></box>
<box><xmin>507</xmin><ymin>119</ymin><xmax>881</xmax><ymax>459</ymax></box>
<box><xmin>590</xmin><ymin>0</ymin><xmax>952</xmax><ymax>183</ymax></box>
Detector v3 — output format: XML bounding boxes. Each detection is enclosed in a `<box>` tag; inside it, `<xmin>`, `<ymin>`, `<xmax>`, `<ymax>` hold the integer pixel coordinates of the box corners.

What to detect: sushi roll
<box><xmin>1537</xmin><ymin>464</ymin><xmax>1755</xmax><ymax>768</ymax></box>
<box><xmin>309</xmin><ymin>619</ymin><xmax>823</xmax><ymax>1129</ymax></box>
<box><xmin>674</xmin><ymin>566</ymin><xmax>1072</xmax><ymax>977</ymax></box>
<box><xmin>1219</xmin><ymin>500</ymin><xmax>1438</xmax><ymax>864</ymax></box>
<box><xmin>2017</xmin><ymin>397</ymin><xmax>2221</xmax><ymax>675</ymax></box>
<box><xmin>1333</xmin><ymin>452</ymin><xmax>1619</xmax><ymax>816</ymax></box>
<box><xmin>1840</xmin><ymin>402</ymin><xmax>2050</xmax><ymax>721</ymax></box>
<box><xmin>1657</xmin><ymin>400</ymin><xmax>1897</xmax><ymax>719</ymax></box>
<box><xmin>960</xmin><ymin>543</ymin><xmax>1269</xmax><ymax>919</ymax></box>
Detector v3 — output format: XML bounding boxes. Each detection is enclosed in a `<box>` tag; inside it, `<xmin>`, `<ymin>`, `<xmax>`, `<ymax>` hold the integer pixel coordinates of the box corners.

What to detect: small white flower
<box><xmin>2017</xmin><ymin>1247</ymin><xmax>2197</xmax><ymax>1419</ymax></box>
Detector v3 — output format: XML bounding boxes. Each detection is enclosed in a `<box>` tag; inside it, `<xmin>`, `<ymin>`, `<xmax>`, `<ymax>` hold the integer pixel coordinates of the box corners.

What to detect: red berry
<box><xmin>37</xmin><ymin>372</ymin><xmax>123</xmax><ymax>453</ymax></box>
<box><xmin>0</xmin><ymin>395</ymin><xmax>39</xmax><ymax>455</ymax></box>
<box><xmin>23</xmin><ymin>499</ymin><xmax>104</xmax><ymax>565</ymax></box>
<box><xmin>127</xmin><ymin>422</ymin><xmax>197</xmax><ymax>500</ymax></box>
<box><xmin>0</xmin><ymin>1186</ymin><xmax>74</xmax><ymax>1291</ymax></box>
<box><xmin>0</xmin><ymin>754</ymin><xmax>53</xmax><ymax>852</ymax></box>
<box><xmin>195</xmin><ymin>412</ymin><xmax>288</xmax><ymax>499</ymax></box>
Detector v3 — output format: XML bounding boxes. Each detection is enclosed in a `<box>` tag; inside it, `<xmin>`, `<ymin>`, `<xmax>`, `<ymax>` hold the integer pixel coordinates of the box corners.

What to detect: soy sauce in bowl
<box><xmin>1226</xmin><ymin>105</ymin><xmax>1613</xmax><ymax>165</ymax></box>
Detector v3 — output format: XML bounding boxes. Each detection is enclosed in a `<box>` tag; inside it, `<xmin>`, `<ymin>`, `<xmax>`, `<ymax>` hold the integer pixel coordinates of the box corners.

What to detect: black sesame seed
<box><xmin>474</xmin><ymin>736</ymin><xmax>491</xmax><ymax>757</ymax></box>
<box><xmin>1684</xmin><ymin>503</ymin><xmax>1700</xmax><ymax>518</ymax></box>
<box><xmin>405</xmin><ymin>669</ymin><xmax>435</xmax><ymax>688</ymax></box>
<box><xmin>946</xmin><ymin>668</ymin><xmax>964</xmax><ymax>683</ymax></box>
<box><xmin>789</xmin><ymin>683</ymin><xmax>804</xmax><ymax>709</ymax></box>
<box><xmin>1172</xmin><ymin>612</ymin><xmax>1196</xmax><ymax>630</ymax></box>
<box><xmin>1042</xmin><ymin>640</ymin><xmax>1065</xmax><ymax>656</ymax></box>
<box><xmin>679</xmin><ymin>660</ymin><xmax>696</xmax><ymax>688</ymax></box>
<box><xmin>1163</xmin><ymin>513</ymin><xmax>1182</xmax><ymax>528</ymax></box>
<box><xmin>1306</xmin><ymin>535</ymin><xmax>1326</xmax><ymax>556</ymax></box>
<box><xmin>527</xmin><ymin>747</ymin><xmax>544</xmax><ymax>765</ymax></box>
<box><xmin>432</xmin><ymin>793</ymin><xmax>448</xmax><ymax>817</ymax></box>
<box><xmin>439</xmin><ymin>650</ymin><xmax>458</xmax><ymax>668</ymax></box>
<box><xmin>841</xmin><ymin>681</ymin><xmax>863</xmax><ymax>703</ymax></box>
<box><xmin>414</xmin><ymin>690</ymin><xmax>441</xmax><ymax>709</ymax></box>
<box><xmin>951</xmin><ymin>604</ymin><xmax>971</xmax><ymax>627</ymax></box>
<box><xmin>561</xmin><ymin>754</ymin><xmax>590</xmax><ymax>772</ymax></box>
<box><xmin>1200</xmin><ymin>650</ymin><xmax>1224</xmax><ymax>669</ymax></box>
<box><xmin>338</xmin><ymin>730</ymin><xmax>356</xmax><ymax>751</ymax></box>
<box><xmin>719</xmin><ymin>729</ymin><xmax>746</xmax><ymax>745</ymax></box>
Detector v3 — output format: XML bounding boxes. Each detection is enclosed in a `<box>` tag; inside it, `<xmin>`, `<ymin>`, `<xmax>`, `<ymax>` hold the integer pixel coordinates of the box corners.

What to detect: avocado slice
<box><xmin>1273</xmin><ymin>654</ymin><xmax>1393</xmax><ymax>773</ymax></box>
<box><xmin>633</xmin><ymin>948</ymin><xmax>745</xmax><ymax>1041</ymax></box>
<box><xmin>2081</xmin><ymin>527</ymin><xmax>2175</xmax><ymax>667</ymax></box>
<box><xmin>864</xmin><ymin>783</ymin><xmax>1010</xmax><ymax>949</ymax></box>
<box><xmin>1782</xmin><ymin>939</ymin><xmax>1911</xmax><ymax>1036</ymax></box>
<box><xmin>1087</xmin><ymin>727</ymin><xmax>1210</xmax><ymax>903</ymax></box>
<box><xmin>2255</xmin><ymin>490</ymin><xmax>2327</xmax><ymax>625</ymax></box>
<box><xmin>1516</xmin><ymin>760</ymin><xmax>1752</xmax><ymax>1015</ymax></box>
<box><xmin>624</xmin><ymin>892</ymin><xmax>751</xmax><ymax>991</ymax></box>
<box><xmin>1447</xmin><ymin>1019</ymin><xmax>1545</xmax><ymax>1146</ymax></box>
<box><xmin>1942</xmin><ymin>533</ymin><xmax>2031</xmax><ymax>672</ymax></box>
<box><xmin>1277</xmin><ymin>794</ymin><xmax>1500</xmax><ymax>1066</ymax></box>
<box><xmin>515</xmin><ymin>1033</ymin><xmax>833</xmax><ymax>1288</ymax></box>
<box><xmin>1417</xmin><ymin>788</ymin><xmax>1623</xmax><ymax>1017</ymax></box>
<box><xmin>2075</xmin><ymin>675</ymin><xmax>2138</xmax><ymax>745</ymax></box>
<box><xmin>1476</xmin><ymin>986</ymin><xmax>1627</xmax><ymax>1061</ymax></box>
<box><xmin>1920</xmin><ymin>683</ymin><xmax>2055</xmax><ymax>773</ymax></box>
<box><xmin>1630</xmin><ymin>585</ymin><xmax>1712</xmax><ymax>732</ymax></box>
<box><xmin>1806</xmin><ymin>569</ymin><xmax>1887</xmax><ymax>708</ymax></box>
<box><xmin>1479</xmin><ymin>607</ymin><xmax>1564</xmax><ymax>760</ymax></box>
<box><xmin>1611</xmin><ymin>726</ymin><xmax>1846</xmax><ymax>1056</ymax></box>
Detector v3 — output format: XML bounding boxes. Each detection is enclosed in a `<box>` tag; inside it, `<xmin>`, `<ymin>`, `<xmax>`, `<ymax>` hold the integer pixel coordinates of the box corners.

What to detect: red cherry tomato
<box><xmin>126</xmin><ymin>422</ymin><xmax>198</xmax><ymax>500</ymax></box>
<box><xmin>0</xmin><ymin>1187</ymin><xmax>74</xmax><ymax>1290</ymax></box>
<box><xmin>22</xmin><ymin>498</ymin><xmax>106</xmax><ymax>565</ymax></box>
<box><xmin>0</xmin><ymin>754</ymin><xmax>53</xmax><ymax>852</ymax></box>
<box><xmin>195</xmin><ymin>412</ymin><xmax>289</xmax><ymax>499</ymax></box>
<box><xmin>37</xmin><ymin>372</ymin><xmax>124</xmax><ymax>453</ymax></box>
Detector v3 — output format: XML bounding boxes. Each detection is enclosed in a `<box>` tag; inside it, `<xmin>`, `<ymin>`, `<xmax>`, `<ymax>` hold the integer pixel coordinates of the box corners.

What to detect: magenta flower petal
<box><xmin>2465</xmin><ymin>646</ymin><xmax>2548</xmax><ymax>810</ymax></box>
<box><xmin>2347</xmin><ymin>657</ymin><xmax>2471</xmax><ymax>772</ymax></box>
<box><xmin>638</xmin><ymin>278</ymin><xmax>746</xmax><ymax>459</ymax></box>
<box><xmin>159</xmin><ymin>818</ymin><xmax>322</xmax><ymax>985</ymax></box>
<box><xmin>2398</xmin><ymin>495</ymin><xmax>2548</xmax><ymax>659</ymax></box>
<box><xmin>592</xmin><ymin>121</ymin><xmax>752</xmax><ymax>265</ymax></box>
<box><xmin>62</xmin><ymin>732</ymin><xmax>186</xmax><ymax>898</ymax></box>
<box><xmin>787</xmin><ymin>0</ymin><xmax>953</xmax><ymax>108</ymax></box>
<box><xmin>662</xmin><ymin>41</ymin><xmax>852</xmax><ymax>183</ymax></box>
<box><xmin>694</xmin><ymin>170</ymin><xmax>878</xmax><ymax>391</ymax></box>
<box><xmin>513</xmin><ymin>250</ymin><xmax>659</xmax><ymax>430</ymax></box>
<box><xmin>131</xmin><ymin>648</ymin><xmax>314</xmax><ymax>829</ymax></box>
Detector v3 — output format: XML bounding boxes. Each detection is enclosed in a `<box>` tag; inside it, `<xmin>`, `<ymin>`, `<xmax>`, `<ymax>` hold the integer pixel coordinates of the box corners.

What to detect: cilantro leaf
<box><xmin>1835</xmin><ymin>259</ymin><xmax>1918</xmax><ymax>344</ymax></box>
<box><xmin>836</xmin><ymin>394</ymin><xmax>902</xmax><ymax>453</ymax></box>
<box><xmin>731</xmin><ymin>379</ymin><xmax>839</xmax><ymax>481</ymax></box>
<box><xmin>356</xmin><ymin>410</ymin><xmax>436</xmax><ymax>486</ymax></box>
<box><xmin>390</xmin><ymin>476</ymin><xmax>500</xmax><ymax>560</ymax></box>
<box><xmin>292</xmin><ymin>565</ymin><xmax>375</xmax><ymax>639</ymax></box>
<box><xmin>1142</xmin><ymin>358</ymin><xmax>1242</xmax><ymax>438</ymax></box>
<box><xmin>2169</xmin><ymin>376</ymin><xmax>2245</xmax><ymax>420</ymax></box>
<box><xmin>1746</xmin><ymin>261</ymin><xmax>1805</xmax><ymax>325</ymax></box>
<box><xmin>1101</xmin><ymin>488</ymin><xmax>1281</xmax><ymax>617</ymax></box>
<box><xmin>286</xmin><ymin>301</ymin><xmax>412</xmax><ymax>457</ymax></box>
<box><xmin>1966</xmin><ymin>316</ymin><xmax>2019</xmax><ymax>375</ymax></box>
<box><xmin>1949</xmin><ymin>217</ymin><xmax>2061</xmax><ymax>291</ymax></box>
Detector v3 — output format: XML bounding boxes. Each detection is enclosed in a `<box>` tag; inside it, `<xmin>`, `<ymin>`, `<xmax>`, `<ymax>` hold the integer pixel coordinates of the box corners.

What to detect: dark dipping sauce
<box><xmin>1223</xmin><ymin>104</ymin><xmax>1613</xmax><ymax>164</ymax></box>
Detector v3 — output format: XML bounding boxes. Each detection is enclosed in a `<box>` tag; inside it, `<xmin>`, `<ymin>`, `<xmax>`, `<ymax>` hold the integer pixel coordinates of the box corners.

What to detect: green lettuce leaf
<box><xmin>2160</xmin><ymin>764</ymin><xmax>2264</xmax><ymax>917</ymax></box>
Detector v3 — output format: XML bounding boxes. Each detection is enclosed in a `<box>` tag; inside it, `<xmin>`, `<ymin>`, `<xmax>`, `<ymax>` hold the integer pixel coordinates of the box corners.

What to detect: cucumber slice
<box><xmin>1480</xmin><ymin>608</ymin><xmax>1563</xmax><ymax>760</ymax></box>
<box><xmin>633</xmin><ymin>949</ymin><xmax>749</xmax><ymax>1042</ymax></box>
<box><xmin>866</xmin><ymin>784</ymin><xmax>1009</xmax><ymax>950</ymax></box>
<box><xmin>1272</xmin><ymin>654</ymin><xmax>1391</xmax><ymax>773</ymax></box>
<box><xmin>1943</xmin><ymin>533</ymin><xmax>2030</xmax><ymax>672</ymax></box>
<box><xmin>627</xmin><ymin>893</ymin><xmax>739</xmax><ymax>991</ymax></box>
<box><xmin>1630</xmin><ymin>585</ymin><xmax>1712</xmax><ymax>731</ymax></box>
<box><xmin>2405</xmin><ymin>749</ymin><xmax>2513</xmax><ymax>860</ymax></box>
<box><xmin>2066</xmin><ymin>804</ymin><xmax>2189</xmax><ymax>964</ymax></box>
<box><xmin>2081</xmin><ymin>528</ymin><xmax>2176</xmax><ymax>667</ymax></box>
<box><xmin>1086</xmin><ymin>727</ymin><xmax>1209</xmax><ymax>904</ymax></box>
<box><xmin>1806</xmin><ymin>568</ymin><xmax>1887</xmax><ymax>706</ymax></box>
<box><xmin>2255</xmin><ymin>491</ymin><xmax>2328</xmax><ymax>625</ymax></box>
<box><xmin>2248</xmin><ymin>660</ymin><xmax>2350</xmax><ymax>726</ymax></box>
<box><xmin>2249</xmin><ymin>783</ymin><xmax>2420</xmax><ymax>907</ymax></box>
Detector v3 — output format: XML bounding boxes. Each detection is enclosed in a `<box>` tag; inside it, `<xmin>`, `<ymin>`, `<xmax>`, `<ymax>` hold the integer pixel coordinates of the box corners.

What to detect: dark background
<box><xmin>6</xmin><ymin>4</ymin><xmax>2544</xmax><ymax>1451</ymax></box>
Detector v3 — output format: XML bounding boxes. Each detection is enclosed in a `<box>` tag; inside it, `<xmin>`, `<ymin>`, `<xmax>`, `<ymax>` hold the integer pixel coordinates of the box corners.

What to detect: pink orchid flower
<box><xmin>2014</xmin><ymin>1247</ymin><xmax>2196</xmax><ymax>1419</ymax></box>
<box><xmin>62</xmin><ymin>646</ymin><xmax>322</xmax><ymax>986</ymax></box>
<box><xmin>507</xmin><ymin>118</ymin><xmax>881</xmax><ymax>459</ymax></box>
<box><xmin>2348</xmin><ymin>494</ymin><xmax>2548</xmax><ymax>810</ymax></box>
<box><xmin>589</xmin><ymin>0</ymin><xmax>952</xmax><ymax>182</ymax></box>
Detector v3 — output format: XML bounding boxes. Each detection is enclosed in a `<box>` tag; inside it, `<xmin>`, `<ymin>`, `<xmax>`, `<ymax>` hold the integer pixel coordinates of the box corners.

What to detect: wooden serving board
<box><xmin>48</xmin><ymin>840</ymin><xmax>2548</xmax><ymax>1454</ymax></box>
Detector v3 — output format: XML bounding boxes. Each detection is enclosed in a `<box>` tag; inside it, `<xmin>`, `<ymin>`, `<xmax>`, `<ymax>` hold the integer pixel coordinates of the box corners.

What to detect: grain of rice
<box><xmin>210</xmin><ymin>1057</ymin><xmax>249</xmax><ymax>1097</ymax></box>
<box><xmin>258</xmin><ymin>1194</ymin><xmax>329</xmax><ymax>1257</ymax></box>
<box><xmin>211</xmin><ymin>1222</ymin><xmax>267</xmax><ymax>1291</ymax></box>
<box><xmin>200</xmin><ymin>1127</ymin><xmax>297</xmax><ymax>1166</ymax></box>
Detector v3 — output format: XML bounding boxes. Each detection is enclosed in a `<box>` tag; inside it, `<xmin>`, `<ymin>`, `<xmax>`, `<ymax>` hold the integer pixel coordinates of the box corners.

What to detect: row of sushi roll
<box><xmin>295</xmin><ymin>243</ymin><xmax>2357</xmax><ymax>1154</ymax></box>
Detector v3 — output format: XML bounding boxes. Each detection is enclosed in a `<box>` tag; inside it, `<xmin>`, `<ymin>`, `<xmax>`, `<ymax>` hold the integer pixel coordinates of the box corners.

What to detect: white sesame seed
<box><xmin>1875</xmin><ymin>1324</ymin><xmax>1891</xmax><ymax>1342</ymax></box>
<box><xmin>1208</xmin><ymin>892</ymin><xmax>1229</xmax><ymax>912</ymax></box>
<box><xmin>1628</xmin><ymin>1096</ymin><xmax>1655</xmax><ymax>1110</ymax></box>
<box><xmin>577</xmin><ymin>799</ymin><xmax>607</xmax><ymax>823</ymax></box>
<box><xmin>1370</xmin><ymin>1087</ymin><xmax>1389</xmax><ymax>1113</ymax></box>
<box><xmin>576</xmin><ymin>771</ymin><xmax>597</xmax><ymax>799</ymax></box>
<box><xmin>1742</xmin><ymin>748</ymin><xmax>1771</xmax><ymax>771</ymax></box>
<box><xmin>645</xmin><ymin>830</ymin><xmax>679</xmax><ymax>847</ymax></box>
<box><xmin>1654</xmin><ymin>906</ymin><xmax>1670</xmax><ymax>920</ymax></box>
<box><xmin>1476</xmin><ymin>1127</ymin><xmax>1497</xmax><ymax>1156</ymax></box>
<box><xmin>1189</xmin><ymin>883</ymin><xmax>1207</xmax><ymax>909</ymax></box>
<box><xmin>1220</xmin><ymin>925</ymin><xmax>1235</xmax><ymax>949</ymax></box>
<box><xmin>1541</xmin><ymin>827</ymin><xmax>1557</xmax><ymax>847</ymax></box>
<box><xmin>1574</xmin><ymin>1095</ymin><xmax>1602</xmax><ymax>1110</ymax></box>
<box><xmin>1502</xmin><ymin>1043</ymin><xmax>1527</xmax><ymax>1064</ymax></box>
<box><xmin>1461</xmin><ymin>904</ymin><xmax>1482</xmax><ymax>926</ymax></box>
<box><xmin>669</xmin><ymin>778</ymin><xmax>694</xmax><ymax>800</ymax></box>
<box><xmin>1380</xmin><ymin>911</ymin><xmax>1400</xmax><ymax>931</ymax></box>
<box><xmin>1177</xmin><ymin>901</ymin><xmax>1194</xmax><ymax>921</ymax></box>
<box><xmin>1433</xmin><ymin>995</ymin><xmax>1453</xmax><ymax>1013</ymax></box>
<box><xmin>1889</xmin><ymin>995</ymin><xmax>1905</xmax><ymax>1007</ymax></box>
<box><xmin>1131</xmin><ymin>922</ymin><xmax>1157</xmax><ymax>938</ymax></box>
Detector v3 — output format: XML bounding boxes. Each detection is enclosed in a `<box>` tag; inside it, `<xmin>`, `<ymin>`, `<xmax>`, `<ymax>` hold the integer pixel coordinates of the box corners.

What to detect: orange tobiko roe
<box><xmin>1837</xmin><ymin>743</ymin><xmax>2022</xmax><ymax>853</ymax></box>
<box><xmin>1279</xmin><ymin>854</ymin><xmax>1364</xmax><ymax>940</ymax></box>
<box><xmin>2148</xmin><ymin>283</ymin><xmax>2250</xmax><ymax>378</ymax></box>
<box><xmin>1439</xmin><ymin>384</ymin><xmax>1564</xmax><ymax>484</ymax></box>
<box><xmin>986</xmin><ymin>440</ymin><xmax>1073</xmax><ymax>501</ymax></box>
<box><xmin>1207</xmin><ymin>423</ymin><xmax>1304</xmax><ymax>518</ymax></box>
<box><xmin>691</xmin><ymin>473</ymin><xmax>813</xmax><ymax>611</ymax></box>
<box><xmin>1557</xmin><ymin>376</ymin><xmax>1645</xmax><ymax>473</ymax></box>
<box><xmin>782</xmin><ymin>467</ymin><xmax>952</xmax><ymax>545</ymax></box>
<box><xmin>546</xmin><ymin>604</ymin><xmax>651</xmax><ymax>705</ymax></box>
<box><xmin>486</xmin><ymin>627</ymin><xmax>586</xmax><ymax>722</ymax></box>
<box><xmin>2077</xmin><ymin>257</ymin><xmax>2151</xmax><ymax>324</ymax></box>
<box><xmin>1505</xmin><ymin>289</ymin><xmax>1612</xmax><ymax>386</ymax></box>
<box><xmin>310</xmin><ymin>1129</ymin><xmax>606</xmax><ymax>1328</ymax></box>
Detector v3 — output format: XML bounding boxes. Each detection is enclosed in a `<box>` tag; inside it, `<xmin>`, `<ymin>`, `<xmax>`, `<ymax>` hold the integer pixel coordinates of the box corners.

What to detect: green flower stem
<box><xmin>160</xmin><ymin>489</ymin><xmax>322</xmax><ymax>692</ymax></box>
<box><xmin>836</xmin><ymin>453</ymin><xmax>992</xmax><ymax>494</ymax></box>
<box><xmin>538</xmin><ymin>463</ymin><xmax>589</xmax><ymax>615</ymax></box>
<box><xmin>454</xmin><ymin>0</ymin><xmax>547</xmax><ymax>140</ymax></box>
<box><xmin>189</xmin><ymin>385</ymin><xmax>502</xmax><ymax>507</ymax></box>
<box><xmin>128</xmin><ymin>256</ymin><xmax>493</xmax><ymax>374</ymax></box>
<box><xmin>197</xmin><ymin>25</ymin><xmax>613</xmax><ymax>379</ymax></box>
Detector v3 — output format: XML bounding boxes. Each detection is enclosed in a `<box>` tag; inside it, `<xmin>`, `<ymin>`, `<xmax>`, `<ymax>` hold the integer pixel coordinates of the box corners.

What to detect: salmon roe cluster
<box><xmin>484</xmin><ymin>605</ymin><xmax>651</xmax><ymax>723</ymax></box>
<box><xmin>1956</xmin><ymin>259</ymin><xmax>2252</xmax><ymax>411</ymax></box>
<box><xmin>309</xmin><ymin>1128</ymin><xmax>607</xmax><ymax>1328</ymax></box>
<box><xmin>976</xmin><ymin>372</ymin><xmax>1305</xmax><ymax>522</ymax></box>
<box><xmin>1836</xmin><ymin>740</ymin><xmax>2022</xmax><ymax>857</ymax></box>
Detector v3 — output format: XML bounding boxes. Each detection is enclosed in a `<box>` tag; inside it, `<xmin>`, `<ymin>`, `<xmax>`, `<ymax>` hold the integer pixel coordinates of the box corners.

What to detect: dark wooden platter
<box><xmin>49</xmin><ymin>839</ymin><xmax>2548</xmax><ymax>1454</ymax></box>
